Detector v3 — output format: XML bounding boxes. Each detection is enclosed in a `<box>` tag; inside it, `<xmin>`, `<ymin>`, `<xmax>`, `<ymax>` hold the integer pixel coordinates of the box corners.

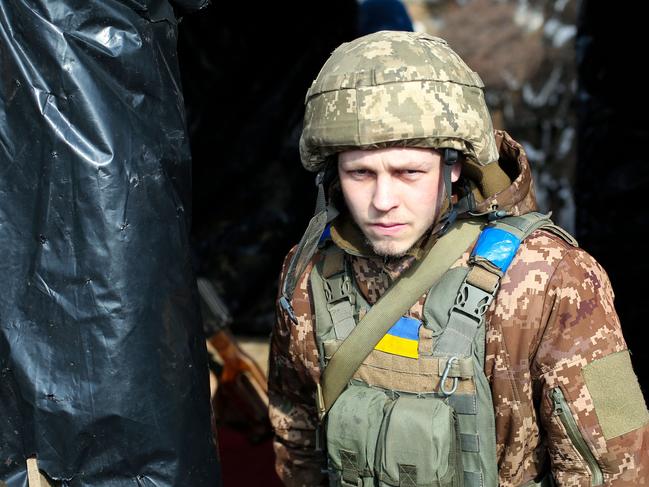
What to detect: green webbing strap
<box><xmin>433</xmin><ymin>274</ymin><xmax>497</xmax><ymax>358</ymax></box>
<box><xmin>463</xmin><ymin>471</ymin><xmax>482</xmax><ymax>487</ymax></box>
<box><xmin>325</xmin><ymin>270</ymin><xmax>357</xmax><ymax>340</ymax></box>
<box><xmin>492</xmin><ymin>211</ymin><xmax>578</xmax><ymax>248</ymax></box>
<box><xmin>491</xmin><ymin>211</ymin><xmax>552</xmax><ymax>240</ymax></box>
<box><xmin>317</xmin><ymin>219</ymin><xmax>484</xmax><ymax>419</ymax></box>
<box><xmin>460</xmin><ymin>434</ymin><xmax>480</xmax><ymax>453</ymax></box>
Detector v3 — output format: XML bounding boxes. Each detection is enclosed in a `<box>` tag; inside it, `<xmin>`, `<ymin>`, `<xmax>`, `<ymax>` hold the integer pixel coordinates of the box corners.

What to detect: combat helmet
<box><xmin>280</xmin><ymin>31</ymin><xmax>499</xmax><ymax>319</ymax></box>
<box><xmin>299</xmin><ymin>30</ymin><xmax>498</xmax><ymax>171</ymax></box>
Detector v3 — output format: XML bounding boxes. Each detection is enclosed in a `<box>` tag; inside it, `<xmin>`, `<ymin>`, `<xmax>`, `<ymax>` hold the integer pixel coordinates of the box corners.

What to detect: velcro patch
<box><xmin>582</xmin><ymin>350</ymin><xmax>649</xmax><ymax>440</ymax></box>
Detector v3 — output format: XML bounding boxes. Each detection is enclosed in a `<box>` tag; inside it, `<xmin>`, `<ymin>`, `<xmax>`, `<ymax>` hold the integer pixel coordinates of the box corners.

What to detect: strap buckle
<box><xmin>323</xmin><ymin>275</ymin><xmax>353</xmax><ymax>304</ymax></box>
<box><xmin>279</xmin><ymin>295</ymin><xmax>297</xmax><ymax>324</ymax></box>
<box><xmin>452</xmin><ymin>282</ymin><xmax>495</xmax><ymax>326</ymax></box>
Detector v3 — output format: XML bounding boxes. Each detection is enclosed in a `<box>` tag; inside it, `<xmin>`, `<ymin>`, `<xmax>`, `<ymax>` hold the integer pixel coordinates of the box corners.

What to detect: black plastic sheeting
<box><xmin>0</xmin><ymin>1</ymin><xmax>220</xmax><ymax>486</ymax></box>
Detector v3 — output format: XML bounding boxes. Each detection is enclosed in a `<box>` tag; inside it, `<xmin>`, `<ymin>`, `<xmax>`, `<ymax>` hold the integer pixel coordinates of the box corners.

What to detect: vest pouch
<box><xmin>327</xmin><ymin>383</ymin><xmax>388</xmax><ymax>486</ymax></box>
<box><xmin>375</xmin><ymin>395</ymin><xmax>462</xmax><ymax>487</ymax></box>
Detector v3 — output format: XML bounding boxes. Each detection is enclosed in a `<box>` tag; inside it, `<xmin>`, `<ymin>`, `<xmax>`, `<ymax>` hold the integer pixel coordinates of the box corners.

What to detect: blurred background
<box><xmin>175</xmin><ymin>0</ymin><xmax>647</xmax><ymax>484</ymax></box>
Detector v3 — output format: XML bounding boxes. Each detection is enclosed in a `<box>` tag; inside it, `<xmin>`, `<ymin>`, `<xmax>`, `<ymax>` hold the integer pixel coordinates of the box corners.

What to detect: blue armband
<box><xmin>471</xmin><ymin>227</ymin><xmax>522</xmax><ymax>272</ymax></box>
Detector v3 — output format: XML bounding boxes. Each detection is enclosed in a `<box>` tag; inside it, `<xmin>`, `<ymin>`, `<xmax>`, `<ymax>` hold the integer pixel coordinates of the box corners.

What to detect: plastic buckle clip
<box><xmin>279</xmin><ymin>295</ymin><xmax>298</xmax><ymax>324</ymax></box>
<box><xmin>453</xmin><ymin>282</ymin><xmax>495</xmax><ymax>326</ymax></box>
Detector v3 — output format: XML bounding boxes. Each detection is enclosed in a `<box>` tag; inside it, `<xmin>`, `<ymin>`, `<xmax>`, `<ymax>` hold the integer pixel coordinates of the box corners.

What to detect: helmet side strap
<box><xmin>440</xmin><ymin>148</ymin><xmax>459</xmax><ymax>234</ymax></box>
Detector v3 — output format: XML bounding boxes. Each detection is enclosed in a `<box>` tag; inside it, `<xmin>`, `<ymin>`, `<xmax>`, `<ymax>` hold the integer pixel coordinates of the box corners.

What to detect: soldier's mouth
<box><xmin>369</xmin><ymin>223</ymin><xmax>407</xmax><ymax>235</ymax></box>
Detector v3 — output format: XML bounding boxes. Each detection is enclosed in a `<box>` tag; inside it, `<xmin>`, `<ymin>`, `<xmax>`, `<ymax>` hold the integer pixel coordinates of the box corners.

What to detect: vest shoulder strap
<box><xmin>491</xmin><ymin>211</ymin><xmax>578</xmax><ymax>247</ymax></box>
<box><xmin>432</xmin><ymin>211</ymin><xmax>573</xmax><ymax>358</ymax></box>
<box><xmin>315</xmin><ymin>245</ymin><xmax>356</xmax><ymax>341</ymax></box>
<box><xmin>322</xmin><ymin>244</ymin><xmax>345</xmax><ymax>279</ymax></box>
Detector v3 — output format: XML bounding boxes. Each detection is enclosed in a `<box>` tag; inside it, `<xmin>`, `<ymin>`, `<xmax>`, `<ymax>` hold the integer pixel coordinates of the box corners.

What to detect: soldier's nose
<box><xmin>371</xmin><ymin>176</ymin><xmax>399</xmax><ymax>212</ymax></box>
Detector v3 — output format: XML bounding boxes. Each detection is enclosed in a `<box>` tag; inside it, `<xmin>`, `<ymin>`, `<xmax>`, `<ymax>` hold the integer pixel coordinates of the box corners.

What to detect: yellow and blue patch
<box><xmin>375</xmin><ymin>316</ymin><xmax>421</xmax><ymax>359</ymax></box>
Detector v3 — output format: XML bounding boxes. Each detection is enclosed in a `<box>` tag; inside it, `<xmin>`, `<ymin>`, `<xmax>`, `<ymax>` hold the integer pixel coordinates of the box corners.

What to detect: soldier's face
<box><xmin>338</xmin><ymin>147</ymin><xmax>460</xmax><ymax>257</ymax></box>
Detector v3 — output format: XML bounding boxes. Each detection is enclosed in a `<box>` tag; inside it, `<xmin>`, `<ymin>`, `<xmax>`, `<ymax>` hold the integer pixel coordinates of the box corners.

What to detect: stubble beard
<box><xmin>358</xmin><ymin>193</ymin><xmax>445</xmax><ymax>259</ymax></box>
<box><xmin>366</xmin><ymin>238</ymin><xmax>409</xmax><ymax>258</ymax></box>
<box><xmin>364</xmin><ymin>221</ymin><xmax>435</xmax><ymax>259</ymax></box>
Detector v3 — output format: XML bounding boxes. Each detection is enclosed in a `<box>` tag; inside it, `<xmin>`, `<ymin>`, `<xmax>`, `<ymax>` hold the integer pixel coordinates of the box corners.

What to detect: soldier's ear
<box><xmin>451</xmin><ymin>159</ymin><xmax>462</xmax><ymax>183</ymax></box>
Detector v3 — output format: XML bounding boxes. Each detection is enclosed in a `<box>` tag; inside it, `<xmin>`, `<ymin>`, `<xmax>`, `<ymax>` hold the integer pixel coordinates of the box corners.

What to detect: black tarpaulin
<box><xmin>0</xmin><ymin>1</ymin><xmax>219</xmax><ymax>485</ymax></box>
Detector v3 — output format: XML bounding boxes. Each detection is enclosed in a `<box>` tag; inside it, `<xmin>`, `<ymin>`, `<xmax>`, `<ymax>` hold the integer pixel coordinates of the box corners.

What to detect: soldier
<box><xmin>268</xmin><ymin>31</ymin><xmax>649</xmax><ymax>487</ymax></box>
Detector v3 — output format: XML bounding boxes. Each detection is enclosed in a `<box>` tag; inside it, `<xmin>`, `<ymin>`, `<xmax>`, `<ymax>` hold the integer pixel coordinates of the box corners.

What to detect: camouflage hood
<box><xmin>468</xmin><ymin>130</ymin><xmax>538</xmax><ymax>217</ymax></box>
<box><xmin>330</xmin><ymin>130</ymin><xmax>539</xmax><ymax>256</ymax></box>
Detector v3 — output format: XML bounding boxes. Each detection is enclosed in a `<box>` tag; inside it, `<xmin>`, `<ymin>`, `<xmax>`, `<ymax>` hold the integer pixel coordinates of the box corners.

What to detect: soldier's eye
<box><xmin>400</xmin><ymin>169</ymin><xmax>422</xmax><ymax>177</ymax></box>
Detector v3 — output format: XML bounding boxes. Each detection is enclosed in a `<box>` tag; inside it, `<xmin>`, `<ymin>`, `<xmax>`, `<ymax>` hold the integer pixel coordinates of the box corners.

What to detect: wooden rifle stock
<box><xmin>206</xmin><ymin>330</ymin><xmax>271</xmax><ymax>443</ymax></box>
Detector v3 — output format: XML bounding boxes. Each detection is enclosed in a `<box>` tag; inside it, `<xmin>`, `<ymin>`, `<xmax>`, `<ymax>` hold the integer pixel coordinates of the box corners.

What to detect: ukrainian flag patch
<box><xmin>375</xmin><ymin>316</ymin><xmax>421</xmax><ymax>359</ymax></box>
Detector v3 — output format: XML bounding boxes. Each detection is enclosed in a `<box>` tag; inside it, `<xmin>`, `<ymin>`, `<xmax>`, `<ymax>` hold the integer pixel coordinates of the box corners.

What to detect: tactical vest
<box><xmin>310</xmin><ymin>213</ymin><xmax>575</xmax><ymax>487</ymax></box>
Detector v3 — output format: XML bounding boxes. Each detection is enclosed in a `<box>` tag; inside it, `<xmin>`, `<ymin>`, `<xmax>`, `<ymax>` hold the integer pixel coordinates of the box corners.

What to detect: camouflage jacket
<box><xmin>268</xmin><ymin>131</ymin><xmax>649</xmax><ymax>486</ymax></box>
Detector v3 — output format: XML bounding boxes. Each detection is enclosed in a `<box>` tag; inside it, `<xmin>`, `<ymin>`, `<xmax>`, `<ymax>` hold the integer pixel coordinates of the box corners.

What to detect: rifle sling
<box><xmin>318</xmin><ymin>219</ymin><xmax>484</xmax><ymax>418</ymax></box>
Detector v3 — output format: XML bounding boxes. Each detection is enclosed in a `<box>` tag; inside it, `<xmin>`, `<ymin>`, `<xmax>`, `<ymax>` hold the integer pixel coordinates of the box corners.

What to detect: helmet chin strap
<box><xmin>439</xmin><ymin>148</ymin><xmax>459</xmax><ymax>234</ymax></box>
